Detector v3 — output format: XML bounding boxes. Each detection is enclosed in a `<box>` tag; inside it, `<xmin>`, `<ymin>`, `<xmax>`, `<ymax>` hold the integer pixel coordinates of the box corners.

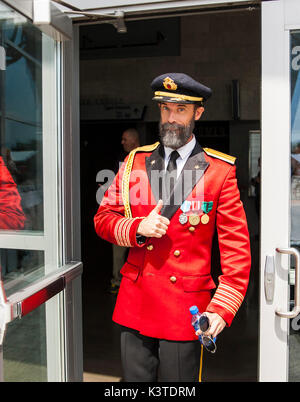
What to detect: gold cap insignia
<box><xmin>163</xmin><ymin>77</ymin><xmax>177</xmax><ymax>91</ymax></box>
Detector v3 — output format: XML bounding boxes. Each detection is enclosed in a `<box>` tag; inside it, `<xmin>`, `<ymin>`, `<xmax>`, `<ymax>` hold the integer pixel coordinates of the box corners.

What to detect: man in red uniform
<box><xmin>94</xmin><ymin>73</ymin><xmax>251</xmax><ymax>381</ymax></box>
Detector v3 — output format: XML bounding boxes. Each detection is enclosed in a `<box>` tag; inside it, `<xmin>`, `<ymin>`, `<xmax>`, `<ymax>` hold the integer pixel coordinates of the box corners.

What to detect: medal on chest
<box><xmin>201</xmin><ymin>201</ymin><xmax>213</xmax><ymax>224</ymax></box>
<box><xmin>179</xmin><ymin>200</ymin><xmax>191</xmax><ymax>224</ymax></box>
<box><xmin>189</xmin><ymin>214</ymin><xmax>200</xmax><ymax>226</ymax></box>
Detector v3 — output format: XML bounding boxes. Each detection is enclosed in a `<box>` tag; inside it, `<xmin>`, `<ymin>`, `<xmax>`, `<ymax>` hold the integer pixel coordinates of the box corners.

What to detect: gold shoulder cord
<box><xmin>122</xmin><ymin>142</ymin><xmax>160</xmax><ymax>218</ymax></box>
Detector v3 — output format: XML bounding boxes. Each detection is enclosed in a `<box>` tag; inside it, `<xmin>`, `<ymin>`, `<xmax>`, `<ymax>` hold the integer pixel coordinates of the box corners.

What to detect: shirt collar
<box><xmin>164</xmin><ymin>134</ymin><xmax>196</xmax><ymax>160</ymax></box>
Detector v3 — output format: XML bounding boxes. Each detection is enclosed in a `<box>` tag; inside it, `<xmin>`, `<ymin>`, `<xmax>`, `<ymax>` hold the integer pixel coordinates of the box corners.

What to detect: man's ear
<box><xmin>194</xmin><ymin>106</ymin><xmax>205</xmax><ymax>121</ymax></box>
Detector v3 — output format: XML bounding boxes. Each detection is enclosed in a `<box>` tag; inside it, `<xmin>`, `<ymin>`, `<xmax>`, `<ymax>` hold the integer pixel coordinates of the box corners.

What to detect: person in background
<box><xmin>110</xmin><ymin>128</ymin><xmax>140</xmax><ymax>294</ymax></box>
<box><xmin>121</xmin><ymin>128</ymin><xmax>140</xmax><ymax>154</ymax></box>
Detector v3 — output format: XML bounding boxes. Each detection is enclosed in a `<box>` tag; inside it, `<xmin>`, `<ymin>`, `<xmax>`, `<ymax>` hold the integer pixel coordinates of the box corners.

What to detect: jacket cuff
<box><xmin>205</xmin><ymin>283</ymin><xmax>245</xmax><ymax>327</ymax></box>
<box><xmin>113</xmin><ymin>216</ymin><xmax>146</xmax><ymax>247</ymax></box>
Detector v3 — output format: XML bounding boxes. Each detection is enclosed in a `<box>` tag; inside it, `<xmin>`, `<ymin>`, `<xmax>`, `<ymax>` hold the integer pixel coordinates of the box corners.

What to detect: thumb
<box><xmin>152</xmin><ymin>199</ymin><xmax>163</xmax><ymax>214</ymax></box>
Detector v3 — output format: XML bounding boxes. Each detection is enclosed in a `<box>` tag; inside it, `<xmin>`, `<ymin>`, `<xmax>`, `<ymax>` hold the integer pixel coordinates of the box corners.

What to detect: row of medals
<box><xmin>179</xmin><ymin>212</ymin><xmax>210</xmax><ymax>226</ymax></box>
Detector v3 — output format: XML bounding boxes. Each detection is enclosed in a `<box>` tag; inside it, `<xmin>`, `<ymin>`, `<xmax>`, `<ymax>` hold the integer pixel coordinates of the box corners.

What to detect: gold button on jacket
<box><xmin>147</xmin><ymin>244</ymin><xmax>154</xmax><ymax>251</ymax></box>
<box><xmin>170</xmin><ymin>276</ymin><xmax>177</xmax><ymax>283</ymax></box>
<box><xmin>173</xmin><ymin>250</ymin><xmax>181</xmax><ymax>257</ymax></box>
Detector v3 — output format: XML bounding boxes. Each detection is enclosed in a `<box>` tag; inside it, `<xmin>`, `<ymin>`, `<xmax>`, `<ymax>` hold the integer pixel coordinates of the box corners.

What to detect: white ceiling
<box><xmin>53</xmin><ymin>0</ymin><xmax>176</xmax><ymax>12</ymax></box>
<box><xmin>52</xmin><ymin>0</ymin><xmax>258</xmax><ymax>22</ymax></box>
<box><xmin>53</xmin><ymin>0</ymin><xmax>254</xmax><ymax>13</ymax></box>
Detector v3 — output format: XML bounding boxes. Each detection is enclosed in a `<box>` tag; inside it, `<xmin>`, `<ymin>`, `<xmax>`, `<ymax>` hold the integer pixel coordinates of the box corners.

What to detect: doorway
<box><xmin>79</xmin><ymin>7</ymin><xmax>261</xmax><ymax>382</ymax></box>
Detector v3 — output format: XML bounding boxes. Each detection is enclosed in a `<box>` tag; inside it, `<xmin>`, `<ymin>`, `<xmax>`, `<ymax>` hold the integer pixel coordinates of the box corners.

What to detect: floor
<box><xmin>81</xmin><ymin>232</ymin><xmax>123</xmax><ymax>382</ymax></box>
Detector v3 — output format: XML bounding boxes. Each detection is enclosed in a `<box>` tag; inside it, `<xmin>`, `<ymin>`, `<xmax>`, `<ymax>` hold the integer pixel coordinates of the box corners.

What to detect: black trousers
<box><xmin>120</xmin><ymin>326</ymin><xmax>201</xmax><ymax>382</ymax></box>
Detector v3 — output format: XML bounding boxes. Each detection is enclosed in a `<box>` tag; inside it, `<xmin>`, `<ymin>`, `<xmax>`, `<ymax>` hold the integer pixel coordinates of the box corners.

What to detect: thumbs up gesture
<box><xmin>137</xmin><ymin>200</ymin><xmax>170</xmax><ymax>238</ymax></box>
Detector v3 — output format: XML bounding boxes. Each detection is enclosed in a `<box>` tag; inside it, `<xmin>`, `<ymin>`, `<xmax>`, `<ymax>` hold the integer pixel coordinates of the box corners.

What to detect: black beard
<box><xmin>159</xmin><ymin>119</ymin><xmax>195</xmax><ymax>149</ymax></box>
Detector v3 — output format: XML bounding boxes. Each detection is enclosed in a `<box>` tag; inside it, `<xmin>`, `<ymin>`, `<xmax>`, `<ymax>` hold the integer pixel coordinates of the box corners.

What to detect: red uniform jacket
<box><xmin>0</xmin><ymin>157</ymin><xmax>25</xmax><ymax>230</ymax></box>
<box><xmin>94</xmin><ymin>141</ymin><xmax>251</xmax><ymax>341</ymax></box>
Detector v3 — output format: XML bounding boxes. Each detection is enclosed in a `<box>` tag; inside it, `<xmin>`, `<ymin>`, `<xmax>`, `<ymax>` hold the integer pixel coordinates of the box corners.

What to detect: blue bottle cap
<box><xmin>189</xmin><ymin>305</ymin><xmax>199</xmax><ymax>315</ymax></box>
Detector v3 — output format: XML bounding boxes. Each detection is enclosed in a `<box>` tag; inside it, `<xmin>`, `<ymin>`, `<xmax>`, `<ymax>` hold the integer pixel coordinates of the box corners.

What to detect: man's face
<box><xmin>121</xmin><ymin>132</ymin><xmax>135</xmax><ymax>153</ymax></box>
<box><xmin>159</xmin><ymin>102</ymin><xmax>204</xmax><ymax>149</ymax></box>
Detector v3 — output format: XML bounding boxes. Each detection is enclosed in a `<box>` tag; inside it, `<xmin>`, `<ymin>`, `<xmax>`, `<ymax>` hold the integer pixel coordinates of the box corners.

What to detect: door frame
<box><xmin>2</xmin><ymin>0</ymin><xmax>72</xmax><ymax>41</ymax></box>
<box><xmin>71</xmin><ymin>0</ymin><xmax>261</xmax><ymax>382</ymax></box>
<box><xmin>260</xmin><ymin>0</ymin><xmax>300</xmax><ymax>382</ymax></box>
<box><xmin>62</xmin><ymin>24</ymin><xmax>83</xmax><ymax>382</ymax></box>
<box><xmin>0</xmin><ymin>0</ymin><xmax>82</xmax><ymax>382</ymax></box>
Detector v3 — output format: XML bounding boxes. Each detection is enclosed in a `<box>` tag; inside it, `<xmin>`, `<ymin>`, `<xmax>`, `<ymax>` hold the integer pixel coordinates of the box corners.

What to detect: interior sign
<box><xmin>0</xmin><ymin>46</ymin><xmax>5</xmax><ymax>70</ymax></box>
<box><xmin>292</xmin><ymin>45</ymin><xmax>300</xmax><ymax>71</ymax></box>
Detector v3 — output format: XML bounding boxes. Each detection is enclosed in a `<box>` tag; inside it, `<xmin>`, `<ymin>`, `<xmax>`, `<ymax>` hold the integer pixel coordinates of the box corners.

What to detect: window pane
<box><xmin>1</xmin><ymin>249</ymin><xmax>44</xmax><ymax>297</ymax></box>
<box><xmin>5</xmin><ymin>120</ymin><xmax>43</xmax><ymax>231</ymax></box>
<box><xmin>3</xmin><ymin>303</ymin><xmax>47</xmax><ymax>382</ymax></box>
<box><xmin>0</xmin><ymin>5</ymin><xmax>43</xmax><ymax>231</ymax></box>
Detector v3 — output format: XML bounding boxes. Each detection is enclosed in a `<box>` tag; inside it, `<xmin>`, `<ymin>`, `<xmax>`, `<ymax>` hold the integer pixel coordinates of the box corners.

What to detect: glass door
<box><xmin>0</xmin><ymin>1</ymin><xmax>82</xmax><ymax>382</ymax></box>
<box><xmin>260</xmin><ymin>0</ymin><xmax>300</xmax><ymax>382</ymax></box>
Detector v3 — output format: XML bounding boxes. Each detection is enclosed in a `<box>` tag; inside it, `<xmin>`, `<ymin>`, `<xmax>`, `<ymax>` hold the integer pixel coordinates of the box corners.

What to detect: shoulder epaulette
<box><xmin>122</xmin><ymin>142</ymin><xmax>160</xmax><ymax>218</ymax></box>
<box><xmin>134</xmin><ymin>141</ymin><xmax>160</xmax><ymax>153</ymax></box>
<box><xmin>203</xmin><ymin>147</ymin><xmax>236</xmax><ymax>165</ymax></box>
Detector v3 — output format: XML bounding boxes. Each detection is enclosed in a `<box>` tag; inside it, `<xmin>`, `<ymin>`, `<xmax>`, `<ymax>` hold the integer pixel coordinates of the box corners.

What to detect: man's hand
<box><xmin>137</xmin><ymin>200</ymin><xmax>170</xmax><ymax>238</ymax></box>
<box><xmin>195</xmin><ymin>312</ymin><xmax>226</xmax><ymax>339</ymax></box>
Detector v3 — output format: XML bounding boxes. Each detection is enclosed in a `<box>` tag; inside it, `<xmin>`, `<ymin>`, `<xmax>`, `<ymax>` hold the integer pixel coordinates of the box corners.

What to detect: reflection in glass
<box><xmin>0</xmin><ymin>3</ymin><xmax>43</xmax><ymax>231</ymax></box>
<box><xmin>1</xmin><ymin>249</ymin><xmax>44</xmax><ymax>297</ymax></box>
<box><xmin>3</xmin><ymin>303</ymin><xmax>47</xmax><ymax>382</ymax></box>
<box><xmin>0</xmin><ymin>155</ymin><xmax>25</xmax><ymax>229</ymax></box>
<box><xmin>290</xmin><ymin>31</ymin><xmax>300</xmax><ymax>382</ymax></box>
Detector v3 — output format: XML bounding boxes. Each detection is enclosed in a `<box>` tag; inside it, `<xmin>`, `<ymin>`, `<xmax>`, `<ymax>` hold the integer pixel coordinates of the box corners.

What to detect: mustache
<box><xmin>158</xmin><ymin>120</ymin><xmax>193</xmax><ymax>149</ymax></box>
<box><xmin>160</xmin><ymin>122</ymin><xmax>185</xmax><ymax>132</ymax></box>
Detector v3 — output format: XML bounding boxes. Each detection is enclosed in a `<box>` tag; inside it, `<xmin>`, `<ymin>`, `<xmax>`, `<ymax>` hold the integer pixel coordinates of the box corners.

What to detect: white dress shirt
<box><xmin>163</xmin><ymin>134</ymin><xmax>196</xmax><ymax>179</ymax></box>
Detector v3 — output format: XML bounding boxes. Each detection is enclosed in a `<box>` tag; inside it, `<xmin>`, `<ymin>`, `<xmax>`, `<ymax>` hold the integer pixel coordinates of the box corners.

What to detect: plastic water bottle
<box><xmin>189</xmin><ymin>305</ymin><xmax>202</xmax><ymax>341</ymax></box>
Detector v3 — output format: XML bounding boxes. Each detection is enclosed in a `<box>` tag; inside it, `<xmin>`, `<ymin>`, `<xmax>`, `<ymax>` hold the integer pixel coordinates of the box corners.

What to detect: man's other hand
<box><xmin>195</xmin><ymin>312</ymin><xmax>226</xmax><ymax>339</ymax></box>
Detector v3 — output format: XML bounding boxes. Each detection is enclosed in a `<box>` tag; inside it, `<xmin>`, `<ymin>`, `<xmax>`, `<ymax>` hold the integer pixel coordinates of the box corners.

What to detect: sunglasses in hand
<box><xmin>198</xmin><ymin>314</ymin><xmax>217</xmax><ymax>354</ymax></box>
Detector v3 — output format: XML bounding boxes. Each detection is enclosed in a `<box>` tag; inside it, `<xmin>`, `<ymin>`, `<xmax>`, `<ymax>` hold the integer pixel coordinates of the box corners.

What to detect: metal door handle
<box><xmin>264</xmin><ymin>255</ymin><xmax>275</xmax><ymax>302</ymax></box>
<box><xmin>275</xmin><ymin>247</ymin><xmax>300</xmax><ymax>318</ymax></box>
<box><xmin>0</xmin><ymin>261</ymin><xmax>83</xmax><ymax>345</ymax></box>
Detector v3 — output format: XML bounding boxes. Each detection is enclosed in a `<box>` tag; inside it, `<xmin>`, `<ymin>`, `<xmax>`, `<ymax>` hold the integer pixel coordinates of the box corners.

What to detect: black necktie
<box><xmin>167</xmin><ymin>150</ymin><xmax>180</xmax><ymax>175</ymax></box>
<box><xmin>165</xmin><ymin>150</ymin><xmax>180</xmax><ymax>204</ymax></box>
